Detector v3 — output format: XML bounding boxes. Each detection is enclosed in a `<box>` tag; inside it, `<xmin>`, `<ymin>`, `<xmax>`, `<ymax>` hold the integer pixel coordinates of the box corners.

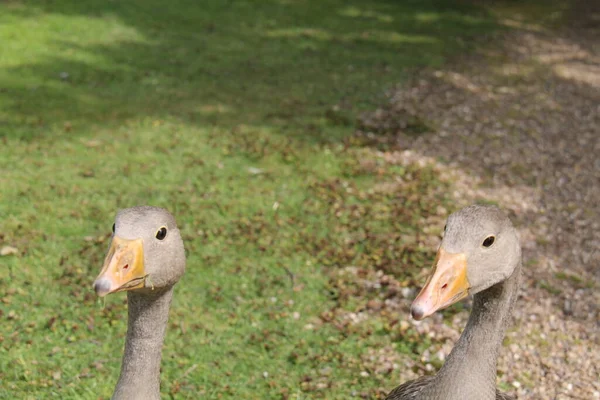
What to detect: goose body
<box><xmin>386</xmin><ymin>205</ymin><xmax>520</xmax><ymax>400</ymax></box>
<box><xmin>386</xmin><ymin>377</ymin><xmax>514</xmax><ymax>400</ymax></box>
<box><xmin>93</xmin><ymin>206</ymin><xmax>186</xmax><ymax>400</ymax></box>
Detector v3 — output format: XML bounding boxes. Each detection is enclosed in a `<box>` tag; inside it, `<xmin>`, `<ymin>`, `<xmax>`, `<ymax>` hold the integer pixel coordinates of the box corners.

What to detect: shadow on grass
<box><xmin>1</xmin><ymin>0</ymin><xmax>499</xmax><ymax>142</ymax></box>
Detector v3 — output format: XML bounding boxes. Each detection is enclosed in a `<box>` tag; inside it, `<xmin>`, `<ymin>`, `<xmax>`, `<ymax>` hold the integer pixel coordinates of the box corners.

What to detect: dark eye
<box><xmin>482</xmin><ymin>235</ymin><xmax>495</xmax><ymax>247</ymax></box>
<box><xmin>443</xmin><ymin>224</ymin><xmax>447</xmax><ymax>232</ymax></box>
<box><xmin>112</xmin><ymin>223</ymin><xmax>115</xmax><ymax>233</ymax></box>
<box><xmin>156</xmin><ymin>227</ymin><xmax>167</xmax><ymax>240</ymax></box>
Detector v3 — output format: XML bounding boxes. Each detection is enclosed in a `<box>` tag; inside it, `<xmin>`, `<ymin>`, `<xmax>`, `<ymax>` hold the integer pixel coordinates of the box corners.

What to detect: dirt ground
<box><xmin>357</xmin><ymin>4</ymin><xmax>600</xmax><ymax>399</ymax></box>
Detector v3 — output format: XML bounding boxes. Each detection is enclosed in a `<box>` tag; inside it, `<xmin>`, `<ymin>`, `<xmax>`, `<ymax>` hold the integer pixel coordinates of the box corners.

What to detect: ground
<box><xmin>356</xmin><ymin>2</ymin><xmax>600</xmax><ymax>397</ymax></box>
<box><xmin>0</xmin><ymin>1</ymin><xmax>598</xmax><ymax>399</ymax></box>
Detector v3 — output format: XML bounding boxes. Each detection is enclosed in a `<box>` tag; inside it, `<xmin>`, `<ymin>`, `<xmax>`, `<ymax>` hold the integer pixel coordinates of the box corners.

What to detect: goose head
<box><xmin>93</xmin><ymin>206</ymin><xmax>186</xmax><ymax>297</ymax></box>
<box><xmin>411</xmin><ymin>205</ymin><xmax>520</xmax><ymax>320</ymax></box>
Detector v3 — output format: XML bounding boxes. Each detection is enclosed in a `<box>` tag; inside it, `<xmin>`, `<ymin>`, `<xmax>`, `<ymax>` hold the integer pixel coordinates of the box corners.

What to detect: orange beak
<box><xmin>93</xmin><ymin>236</ymin><xmax>146</xmax><ymax>297</ymax></box>
<box><xmin>410</xmin><ymin>248</ymin><xmax>469</xmax><ymax>320</ymax></box>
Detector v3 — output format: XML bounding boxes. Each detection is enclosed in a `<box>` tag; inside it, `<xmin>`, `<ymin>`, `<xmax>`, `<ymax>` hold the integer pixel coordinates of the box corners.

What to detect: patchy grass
<box><xmin>554</xmin><ymin>272</ymin><xmax>594</xmax><ymax>289</ymax></box>
<box><xmin>0</xmin><ymin>0</ymin><xmax>500</xmax><ymax>398</ymax></box>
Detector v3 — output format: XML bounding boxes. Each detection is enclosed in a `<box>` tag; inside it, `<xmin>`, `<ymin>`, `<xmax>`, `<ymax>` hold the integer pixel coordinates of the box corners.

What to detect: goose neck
<box><xmin>424</xmin><ymin>261</ymin><xmax>521</xmax><ymax>399</ymax></box>
<box><xmin>112</xmin><ymin>287</ymin><xmax>174</xmax><ymax>400</ymax></box>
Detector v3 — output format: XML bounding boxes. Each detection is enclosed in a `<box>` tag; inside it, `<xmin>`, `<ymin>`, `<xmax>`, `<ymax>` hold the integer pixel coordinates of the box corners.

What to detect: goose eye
<box><xmin>482</xmin><ymin>235</ymin><xmax>495</xmax><ymax>247</ymax></box>
<box><xmin>156</xmin><ymin>227</ymin><xmax>167</xmax><ymax>240</ymax></box>
<box><xmin>112</xmin><ymin>223</ymin><xmax>115</xmax><ymax>233</ymax></box>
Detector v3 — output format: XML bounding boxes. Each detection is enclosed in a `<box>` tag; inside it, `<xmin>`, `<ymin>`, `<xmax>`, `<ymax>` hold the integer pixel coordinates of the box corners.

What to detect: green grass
<box><xmin>0</xmin><ymin>0</ymin><xmax>503</xmax><ymax>398</ymax></box>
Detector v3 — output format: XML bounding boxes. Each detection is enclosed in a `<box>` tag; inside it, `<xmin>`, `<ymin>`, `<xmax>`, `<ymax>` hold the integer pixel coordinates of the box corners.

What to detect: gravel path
<box><xmin>358</xmin><ymin>10</ymin><xmax>599</xmax><ymax>399</ymax></box>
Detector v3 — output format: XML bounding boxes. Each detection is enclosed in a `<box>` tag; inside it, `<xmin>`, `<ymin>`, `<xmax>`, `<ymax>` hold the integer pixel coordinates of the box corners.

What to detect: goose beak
<box><xmin>410</xmin><ymin>248</ymin><xmax>469</xmax><ymax>320</ymax></box>
<box><xmin>93</xmin><ymin>236</ymin><xmax>146</xmax><ymax>297</ymax></box>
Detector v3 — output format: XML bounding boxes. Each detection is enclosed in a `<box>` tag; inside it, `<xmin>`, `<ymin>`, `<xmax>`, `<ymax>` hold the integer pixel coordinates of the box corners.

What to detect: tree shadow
<box><xmin>1</xmin><ymin>0</ymin><xmax>500</xmax><ymax>142</ymax></box>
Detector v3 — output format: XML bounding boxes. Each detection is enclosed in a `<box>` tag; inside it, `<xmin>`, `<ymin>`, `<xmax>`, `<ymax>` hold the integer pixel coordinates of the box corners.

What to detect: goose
<box><xmin>93</xmin><ymin>206</ymin><xmax>186</xmax><ymax>400</ymax></box>
<box><xmin>386</xmin><ymin>205</ymin><xmax>520</xmax><ymax>400</ymax></box>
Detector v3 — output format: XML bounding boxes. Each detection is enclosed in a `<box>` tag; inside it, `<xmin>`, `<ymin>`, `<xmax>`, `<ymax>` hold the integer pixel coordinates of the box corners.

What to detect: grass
<box><xmin>0</xmin><ymin>0</ymin><xmax>504</xmax><ymax>398</ymax></box>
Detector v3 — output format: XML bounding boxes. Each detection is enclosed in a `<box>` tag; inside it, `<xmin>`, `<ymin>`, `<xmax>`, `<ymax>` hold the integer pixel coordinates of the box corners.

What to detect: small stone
<box><xmin>0</xmin><ymin>246</ymin><xmax>18</xmax><ymax>256</ymax></box>
<box><xmin>436</xmin><ymin>350</ymin><xmax>445</xmax><ymax>362</ymax></box>
<box><xmin>247</xmin><ymin>167</ymin><xmax>264</xmax><ymax>175</ymax></box>
<box><xmin>401</xmin><ymin>287</ymin><xmax>415</xmax><ymax>299</ymax></box>
<box><xmin>563</xmin><ymin>300</ymin><xmax>572</xmax><ymax>315</ymax></box>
